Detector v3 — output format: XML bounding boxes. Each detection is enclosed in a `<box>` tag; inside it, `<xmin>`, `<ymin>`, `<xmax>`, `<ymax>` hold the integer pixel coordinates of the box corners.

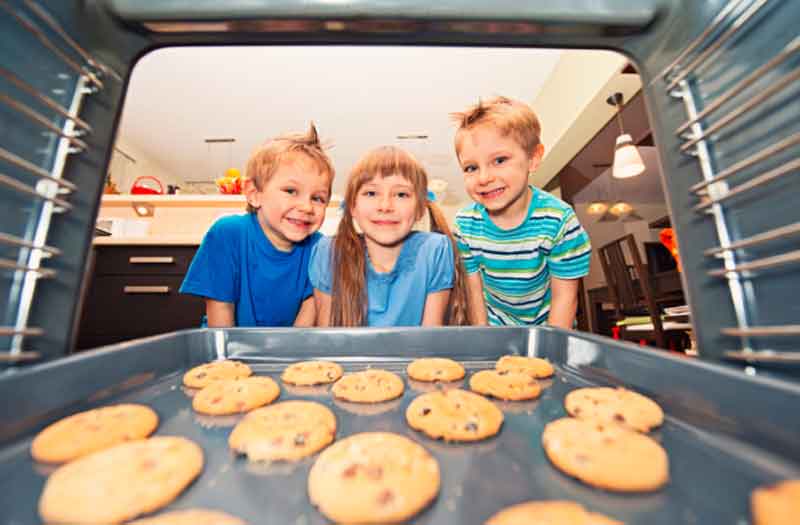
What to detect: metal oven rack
<box><xmin>655</xmin><ymin>0</ymin><xmax>800</xmax><ymax>364</ymax></box>
<box><xmin>1</xmin><ymin>0</ymin><xmax>123</xmax><ymax>363</ymax></box>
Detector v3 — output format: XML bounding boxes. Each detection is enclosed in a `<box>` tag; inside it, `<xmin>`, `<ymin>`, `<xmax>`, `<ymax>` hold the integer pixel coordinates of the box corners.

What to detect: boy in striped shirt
<box><xmin>452</xmin><ymin>96</ymin><xmax>591</xmax><ymax>328</ymax></box>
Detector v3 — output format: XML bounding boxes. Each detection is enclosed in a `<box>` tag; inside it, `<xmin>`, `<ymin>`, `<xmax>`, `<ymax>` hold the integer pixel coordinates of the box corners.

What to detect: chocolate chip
<box><xmin>613</xmin><ymin>413</ymin><xmax>626</xmax><ymax>423</ymax></box>
<box><xmin>465</xmin><ymin>422</ymin><xmax>479</xmax><ymax>432</ymax></box>
<box><xmin>498</xmin><ymin>371</ymin><xmax>509</xmax><ymax>376</ymax></box>
<box><xmin>573</xmin><ymin>407</ymin><xmax>582</xmax><ymax>415</ymax></box>
<box><xmin>294</xmin><ymin>433</ymin><xmax>307</xmax><ymax>446</ymax></box>
<box><xmin>342</xmin><ymin>464</ymin><xmax>358</xmax><ymax>478</ymax></box>
<box><xmin>327</xmin><ymin>372</ymin><xmax>334</xmax><ymax>379</ymax></box>
<box><xmin>197</xmin><ymin>372</ymin><xmax>207</xmax><ymax>379</ymax></box>
<box><xmin>365</xmin><ymin>465</ymin><xmax>383</xmax><ymax>480</ymax></box>
<box><xmin>435</xmin><ymin>369</ymin><xmax>443</xmax><ymax>375</ymax></box>
<box><xmin>421</xmin><ymin>408</ymin><xmax>431</xmax><ymax>416</ymax></box>
<box><xmin>376</xmin><ymin>489</ymin><xmax>394</xmax><ymax>505</ymax></box>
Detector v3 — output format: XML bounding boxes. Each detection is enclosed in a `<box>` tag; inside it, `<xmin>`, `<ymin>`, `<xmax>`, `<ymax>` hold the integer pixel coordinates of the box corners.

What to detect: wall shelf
<box><xmin>101</xmin><ymin>195</ymin><xmax>246</xmax><ymax>208</ymax></box>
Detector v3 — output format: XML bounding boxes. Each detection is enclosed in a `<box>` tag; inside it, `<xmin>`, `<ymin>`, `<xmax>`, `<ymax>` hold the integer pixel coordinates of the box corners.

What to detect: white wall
<box><xmin>108</xmin><ymin>138</ymin><xmax>181</xmax><ymax>194</ymax></box>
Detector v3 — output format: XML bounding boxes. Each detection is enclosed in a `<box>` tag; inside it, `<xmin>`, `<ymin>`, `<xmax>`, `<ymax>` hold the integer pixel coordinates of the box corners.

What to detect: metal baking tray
<box><xmin>1</xmin><ymin>327</ymin><xmax>799</xmax><ymax>524</ymax></box>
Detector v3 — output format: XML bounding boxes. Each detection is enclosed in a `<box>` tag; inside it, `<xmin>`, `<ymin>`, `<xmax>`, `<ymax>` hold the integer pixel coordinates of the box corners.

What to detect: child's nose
<box><xmin>298</xmin><ymin>198</ymin><xmax>314</xmax><ymax>213</ymax></box>
<box><xmin>478</xmin><ymin>169</ymin><xmax>495</xmax><ymax>185</ymax></box>
<box><xmin>378</xmin><ymin>194</ymin><xmax>393</xmax><ymax>211</ymax></box>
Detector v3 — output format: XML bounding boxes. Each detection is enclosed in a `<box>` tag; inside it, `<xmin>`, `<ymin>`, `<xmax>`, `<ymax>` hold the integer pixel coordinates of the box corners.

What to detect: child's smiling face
<box><xmin>351</xmin><ymin>173</ymin><xmax>420</xmax><ymax>250</ymax></box>
<box><xmin>457</xmin><ymin>124</ymin><xmax>543</xmax><ymax>224</ymax></box>
<box><xmin>246</xmin><ymin>154</ymin><xmax>330</xmax><ymax>251</ymax></box>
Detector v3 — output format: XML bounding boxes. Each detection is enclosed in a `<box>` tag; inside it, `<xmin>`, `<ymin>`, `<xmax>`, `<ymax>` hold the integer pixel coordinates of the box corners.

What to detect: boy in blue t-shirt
<box><xmin>451</xmin><ymin>96</ymin><xmax>591</xmax><ymax>328</ymax></box>
<box><xmin>180</xmin><ymin>124</ymin><xmax>335</xmax><ymax>327</ymax></box>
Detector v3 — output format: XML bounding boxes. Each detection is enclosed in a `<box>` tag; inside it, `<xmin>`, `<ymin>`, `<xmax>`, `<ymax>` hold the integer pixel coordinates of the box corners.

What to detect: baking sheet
<box><xmin>1</xmin><ymin>327</ymin><xmax>799</xmax><ymax>524</ymax></box>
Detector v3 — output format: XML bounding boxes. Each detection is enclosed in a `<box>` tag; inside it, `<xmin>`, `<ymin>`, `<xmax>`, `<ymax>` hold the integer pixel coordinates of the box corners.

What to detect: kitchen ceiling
<box><xmin>118</xmin><ymin>46</ymin><xmax>618</xmax><ymax>203</ymax></box>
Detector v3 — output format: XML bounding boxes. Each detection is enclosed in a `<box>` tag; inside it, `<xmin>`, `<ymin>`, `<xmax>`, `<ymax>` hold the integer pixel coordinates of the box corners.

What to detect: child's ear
<box><xmin>528</xmin><ymin>143</ymin><xmax>545</xmax><ymax>174</ymax></box>
<box><xmin>243</xmin><ymin>178</ymin><xmax>260</xmax><ymax>209</ymax></box>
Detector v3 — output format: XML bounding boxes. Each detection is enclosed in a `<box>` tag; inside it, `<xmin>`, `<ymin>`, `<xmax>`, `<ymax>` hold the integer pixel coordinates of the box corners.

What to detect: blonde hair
<box><xmin>244</xmin><ymin>123</ymin><xmax>334</xmax><ymax>213</ymax></box>
<box><xmin>451</xmin><ymin>95</ymin><xmax>542</xmax><ymax>157</ymax></box>
<box><xmin>330</xmin><ymin>146</ymin><xmax>471</xmax><ymax>326</ymax></box>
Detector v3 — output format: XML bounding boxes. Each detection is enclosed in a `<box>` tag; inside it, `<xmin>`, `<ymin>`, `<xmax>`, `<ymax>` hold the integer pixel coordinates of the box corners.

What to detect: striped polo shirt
<box><xmin>454</xmin><ymin>187</ymin><xmax>591</xmax><ymax>326</ymax></box>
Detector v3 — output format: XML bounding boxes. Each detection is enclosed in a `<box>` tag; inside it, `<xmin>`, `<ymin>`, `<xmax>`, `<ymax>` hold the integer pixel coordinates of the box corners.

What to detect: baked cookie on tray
<box><xmin>183</xmin><ymin>360</ymin><xmax>252</xmax><ymax>388</ymax></box>
<box><xmin>542</xmin><ymin>417</ymin><xmax>669</xmax><ymax>492</ymax></box>
<box><xmin>31</xmin><ymin>404</ymin><xmax>158</xmax><ymax>464</ymax></box>
<box><xmin>331</xmin><ymin>369</ymin><xmax>404</xmax><ymax>403</ymax></box>
<box><xmin>469</xmin><ymin>370</ymin><xmax>541</xmax><ymax>401</ymax></box>
<box><xmin>38</xmin><ymin>436</ymin><xmax>204</xmax><ymax>525</ymax></box>
<box><xmin>192</xmin><ymin>376</ymin><xmax>280</xmax><ymax>415</ymax></box>
<box><xmin>127</xmin><ymin>509</ymin><xmax>246</xmax><ymax>525</ymax></box>
<box><xmin>406</xmin><ymin>389</ymin><xmax>503</xmax><ymax>442</ymax></box>
<box><xmin>564</xmin><ymin>386</ymin><xmax>664</xmax><ymax>432</ymax></box>
<box><xmin>496</xmin><ymin>355</ymin><xmax>554</xmax><ymax>379</ymax></box>
<box><xmin>751</xmin><ymin>479</ymin><xmax>800</xmax><ymax>525</ymax></box>
<box><xmin>229</xmin><ymin>400</ymin><xmax>337</xmax><ymax>462</ymax></box>
<box><xmin>308</xmin><ymin>432</ymin><xmax>440</xmax><ymax>524</ymax></box>
<box><xmin>486</xmin><ymin>500</ymin><xmax>621</xmax><ymax>525</ymax></box>
<box><xmin>407</xmin><ymin>357</ymin><xmax>465</xmax><ymax>382</ymax></box>
<box><xmin>281</xmin><ymin>360</ymin><xmax>343</xmax><ymax>386</ymax></box>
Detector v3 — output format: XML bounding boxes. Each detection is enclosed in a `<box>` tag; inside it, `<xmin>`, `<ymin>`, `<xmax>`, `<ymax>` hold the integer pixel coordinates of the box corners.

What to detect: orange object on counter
<box><xmin>660</xmin><ymin>228</ymin><xmax>681</xmax><ymax>272</ymax></box>
<box><xmin>216</xmin><ymin>167</ymin><xmax>242</xmax><ymax>194</ymax></box>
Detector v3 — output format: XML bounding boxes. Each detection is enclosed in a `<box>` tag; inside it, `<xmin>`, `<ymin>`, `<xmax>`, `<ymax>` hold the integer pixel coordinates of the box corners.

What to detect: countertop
<box><xmin>93</xmin><ymin>235</ymin><xmax>203</xmax><ymax>245</ymax></box>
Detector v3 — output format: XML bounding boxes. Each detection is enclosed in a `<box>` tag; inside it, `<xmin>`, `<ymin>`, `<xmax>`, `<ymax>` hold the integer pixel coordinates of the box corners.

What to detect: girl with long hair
<box><xmin>309</xmin><ymin>146</ymin><xmax>470</xmax><ymax>326</ymax></box>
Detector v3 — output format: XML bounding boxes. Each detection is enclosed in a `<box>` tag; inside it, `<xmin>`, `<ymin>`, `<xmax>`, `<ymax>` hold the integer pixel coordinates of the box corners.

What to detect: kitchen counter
<box><xmin>93</xmin><ymin>235</ymin><xmax>203</xmax><ymax>245</ymax></box>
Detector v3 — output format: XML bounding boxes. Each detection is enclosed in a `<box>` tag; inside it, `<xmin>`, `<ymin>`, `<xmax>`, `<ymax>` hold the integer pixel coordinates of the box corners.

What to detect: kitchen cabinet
<box><xmin>75</xmin><ymin>245</ymin><xmax>204</xmax><ymax>350</ymax></box>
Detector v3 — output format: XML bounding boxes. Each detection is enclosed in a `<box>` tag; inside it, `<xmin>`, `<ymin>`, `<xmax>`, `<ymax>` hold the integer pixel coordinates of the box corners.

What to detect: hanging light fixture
<box><xmin>609</xmin><ymin>201</ymin><xmax>633</xmax><ymax>216</ymax></box>
<box><xmin>586</xmin><ymin>201</ymin><xmax>608</xmax><ymax>215</ymax></box>
<box><xmin>607</xmin><ymin>92</ymin><xmax>645</xmax><ymax>179</ymax></box>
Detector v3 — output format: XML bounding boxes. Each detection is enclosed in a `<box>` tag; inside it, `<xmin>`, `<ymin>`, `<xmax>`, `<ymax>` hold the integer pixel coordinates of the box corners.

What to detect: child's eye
<box><xmin>312</xmin><ymin>195</ymin><xmax>328</xmax><ymax>204</ymax></box>
<box><xmin>493</xmin><ymin>156</ymin><xmax>509</xmax><ymax>166</ymax></box>
<box><xmin>396</xmin><ymin>191</ymin><xmax>411</xmax><ymax>199</ymax></box>
<box><xmin>363</xmin><ymin>190</ymin><xmax>377</xmax><ymax>197</ymax></box>
<box><xmin>283</xmin><ymin>188</ymin><xmax>297</xmax><ymax>195</ymax></box>
<box><xmin>462</xmin><ymin>165</ymin><xmax>477</xmax><ymax>174</ymax></box>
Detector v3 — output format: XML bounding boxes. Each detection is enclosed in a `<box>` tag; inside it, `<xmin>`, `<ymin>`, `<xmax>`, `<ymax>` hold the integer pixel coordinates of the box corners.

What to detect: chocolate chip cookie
<box><xmin>469</xmin><ymin>369</ymin><xmax>541</xmax><ymax>401</ymax></box>
<box><xmin>229</xmin><ymin>400</ymin><xmax>337</xmax><ymax>462</ymax></box>
<box><xmin>31</xmin><ymin>404</ymin><xmax>158</xmax><ymax>464</ymax></box>
<box><xmin>192</xmin><ymin>376</ymin><xmax>280</xmax><ymax>415</ymax></box>
<box><xmin>407</xmin><ymin>358</ymin><xmax>465</xmax><ymax>382</ymax></box>
<box><xmin>332</xmin><ymin>369</ymin><xmax>404</xmax><ymax>403</ymax></box>
<box><xmin>308</xmin><ymin>432</ymin><xmax>440</xmax><ymax>524</ymax></box>
<box><xmin>281</xmin><ymin>360</ymin><xmax>343</xmax><ymax>386</ymax></box>
<box><xmin>183</xmin><ymin>360</ymin><xmax>252</xmax><ymax>388</ymax></box>
<box><xmin>542</xmin><ymin>417</ymin><xmax>669</xmax><ymax>492</ymax></box>
<box><xmin>564</xmin><ymin>387</ymin><xmax>664</xmax><ymax>432</ymax></box>
<box><xmin>406</xmin><ymin>389</ymin><xmax>503</xmax><ymax>441</ymax></box>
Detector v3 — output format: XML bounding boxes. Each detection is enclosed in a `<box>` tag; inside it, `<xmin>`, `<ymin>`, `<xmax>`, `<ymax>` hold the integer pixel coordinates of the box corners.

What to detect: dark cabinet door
<box><xmin>75</xmin><ymin>246</ymin><xmax>204</xmax><ymax>350</ymax></box>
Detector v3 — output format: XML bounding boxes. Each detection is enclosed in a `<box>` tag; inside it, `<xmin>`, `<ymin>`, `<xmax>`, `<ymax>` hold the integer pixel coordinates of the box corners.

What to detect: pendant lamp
<box><xmin>607</xmin><ymin>92</ymin><xmax>645</xmax><ymax>179</ymax></box>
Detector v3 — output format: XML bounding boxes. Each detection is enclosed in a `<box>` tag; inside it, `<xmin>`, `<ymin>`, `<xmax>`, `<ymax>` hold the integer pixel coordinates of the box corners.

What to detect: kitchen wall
<box><xmin>96</xmin><ymin>197</ymin><xmax>465</xmax><ymax>239</ymax></box>
<box><xmin>108</xmin><ymin>138</ymin><xmax>180</xmax><ymax>194</ymax></box>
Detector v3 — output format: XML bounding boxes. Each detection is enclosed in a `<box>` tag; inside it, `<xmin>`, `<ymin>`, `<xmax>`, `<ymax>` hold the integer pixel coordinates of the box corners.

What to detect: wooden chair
<box><xmin>597</xmin><ymin>234</ymin><xmax>676</xmax><ymax>349</ymax></box>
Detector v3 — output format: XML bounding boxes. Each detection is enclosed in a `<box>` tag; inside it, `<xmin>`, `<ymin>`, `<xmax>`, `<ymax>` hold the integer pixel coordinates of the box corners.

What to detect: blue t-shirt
<box><xmin>308</xmin><ymin>231</ymin><xmax>455</xmax><ymax>326</ymax></box>
<box><xmin>180</xmin><ymin>213</ymin><xmax>320</xmax><ymax>327</ymax></box>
